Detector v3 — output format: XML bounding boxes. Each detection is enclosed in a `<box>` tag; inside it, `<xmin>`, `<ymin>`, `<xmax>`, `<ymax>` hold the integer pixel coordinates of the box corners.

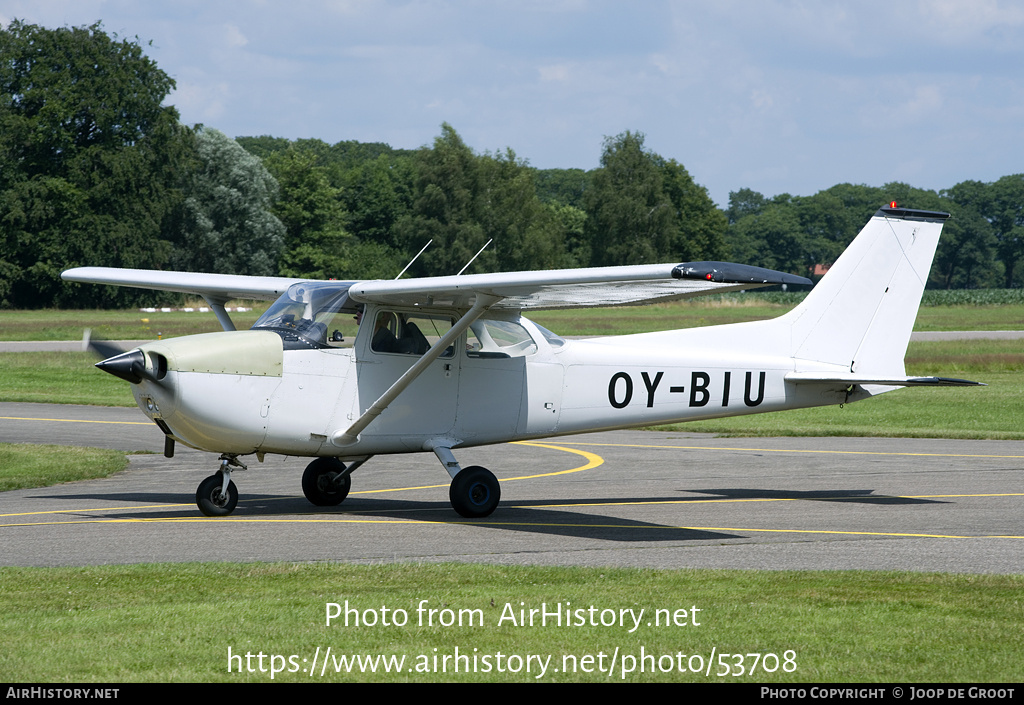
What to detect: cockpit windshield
<box><xmin>252</xmin><ymin>281</ymin><xmax>356</xmax><ymax>348</ymax></box>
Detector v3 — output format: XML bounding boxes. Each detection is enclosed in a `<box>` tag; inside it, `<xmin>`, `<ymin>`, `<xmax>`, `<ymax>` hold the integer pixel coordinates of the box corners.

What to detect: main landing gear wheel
<box><xmin>302</xmin><ymin>458</ymin><xmax>351</xmax><ymax>506</ymax></box>
<box><xmin>449</xmin><ymin>466</ymin><xmax>500</xmax><ymax>518</ymax></box>
<box><xmin>196</xmin><ymin>472</ymin><xmax>238</xmax><ymax>517</ymax></box>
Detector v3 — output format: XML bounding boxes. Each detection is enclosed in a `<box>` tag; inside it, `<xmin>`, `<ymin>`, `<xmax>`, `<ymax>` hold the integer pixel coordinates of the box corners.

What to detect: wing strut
<box><xmin>330</xmin><ymin>294</ymin><xmax>502</xmax><ymax>447</ymax></box>
<box><xmin>203</xmin><ymin>296</ymin><xmax>237</xmax><ymax>332</ymax></box>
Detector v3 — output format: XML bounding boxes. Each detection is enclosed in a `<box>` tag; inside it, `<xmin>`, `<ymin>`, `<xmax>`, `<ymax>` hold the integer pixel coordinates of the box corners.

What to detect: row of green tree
<box><xmin>235</xmin><ymin>126</ymin><xmax>729</xmax><ymax>283</ymax></box>
<box><xmin>2</xmin><ymin>20</ymin><xmax>1022</xmax><ymax>309</ymax></box>
<box><xmin>725</xmin><ymin>178</ymin><xmax>1024</xmax><ymax>290</ymax></box>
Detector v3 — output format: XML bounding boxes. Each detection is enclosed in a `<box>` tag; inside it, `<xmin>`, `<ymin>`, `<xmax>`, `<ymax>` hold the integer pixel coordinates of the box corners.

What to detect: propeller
<box><xmin>83</xmin><ymin>329</ymin><xmax>175</xmax><ymax>458</ymax></box>
<box><xmin>83</xmin><ymin>329</ymin><xmax>160</xmax><ymax>385</ymax></box>
<box><xmin>82</xmin><ymin>328</ymin><xmax>128</xmax><ymax>360</ymax></box>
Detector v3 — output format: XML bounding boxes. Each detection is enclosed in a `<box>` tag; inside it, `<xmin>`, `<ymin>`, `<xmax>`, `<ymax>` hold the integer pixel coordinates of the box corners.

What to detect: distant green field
<box><xmin>2</xmin><ymin>295</ymin><xmax>1023</xmax><ymax>340</ymax></box>
<box><xmin>531</xmin><ymin>298</ymin><xmax>1024</xmax><ymax>336</ymax></box>
<box><xmin>0</xmin><ymin>305</ymin><xmax>266</xmax><ymax>341</ymax></box>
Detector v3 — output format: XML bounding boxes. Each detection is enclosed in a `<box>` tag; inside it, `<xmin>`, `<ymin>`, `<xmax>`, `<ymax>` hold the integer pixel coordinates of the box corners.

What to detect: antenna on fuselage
<box><xmin>456</xmin><ymin>239</ymin><xmax>493</xmax><ymax>276</ymax></box>
<box><xmin>395</xmin><ymin>240</ymin><xmax>432</xmax><ymax>280</ymax></box>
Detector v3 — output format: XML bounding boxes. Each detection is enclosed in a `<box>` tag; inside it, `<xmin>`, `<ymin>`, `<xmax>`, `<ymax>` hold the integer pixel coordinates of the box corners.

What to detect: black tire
<box><xmin>302</xmin><ymin>457</ymin><xmax>351</xmax><ymax>506</ymax></box>
<box><xmin>196</xmin><ymin>472</ymin><xmax>238</xmax><ymax>517</ymax></box>
<box><xmin>449</xmin><ymin>466</ymin><xmax>500</xmax><ymax>518</ymax></box>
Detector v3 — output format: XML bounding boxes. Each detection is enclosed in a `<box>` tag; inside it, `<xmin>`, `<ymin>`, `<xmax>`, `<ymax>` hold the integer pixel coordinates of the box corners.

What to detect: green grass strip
<box><xmin>0</xmin><ymin>563</ymin><xmax>1020</xmax><ymax>683</ymax></box>
<box><xmin>0</xmin><ymin>444</ymin><xmax>128</xmax><ymax>492</ymax></box>
<box><xmin>0</xmin><ymin>352</ymin><xmax>136</xmax><ymax>406</ymax></box>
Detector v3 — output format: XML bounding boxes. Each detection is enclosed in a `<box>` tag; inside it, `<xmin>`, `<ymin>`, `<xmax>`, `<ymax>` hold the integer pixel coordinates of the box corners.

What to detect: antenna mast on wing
<box><xmin>395</xmin><ymin>240</ymin><xmax>433</xmax><ymax>280</ymax></box>
<box><xmin>457</xmin><ymin>239</ymin><xmax>493</xmax><ymax>276</ymax></box>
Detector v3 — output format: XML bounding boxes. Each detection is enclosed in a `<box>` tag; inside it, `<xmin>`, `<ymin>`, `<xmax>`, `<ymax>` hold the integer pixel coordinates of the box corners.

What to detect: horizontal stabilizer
<box><xmin>786</xmin><ymin>372</ymin><xmax>984</xmax><ymax>387</ymax></box>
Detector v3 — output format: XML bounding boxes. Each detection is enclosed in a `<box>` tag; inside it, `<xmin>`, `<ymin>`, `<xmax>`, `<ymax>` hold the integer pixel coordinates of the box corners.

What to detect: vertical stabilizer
<box><xmin>784</xmin><ymin>206</ymin><xmax>949</xmax><ymax>376</ymax></box>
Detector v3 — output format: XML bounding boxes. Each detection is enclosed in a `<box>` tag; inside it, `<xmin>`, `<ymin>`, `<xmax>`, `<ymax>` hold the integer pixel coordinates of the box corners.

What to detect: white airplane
<box><xmin>62</xmin><ymin>204</ymin><xmax>978</xmax><ymax>518</ymax></box>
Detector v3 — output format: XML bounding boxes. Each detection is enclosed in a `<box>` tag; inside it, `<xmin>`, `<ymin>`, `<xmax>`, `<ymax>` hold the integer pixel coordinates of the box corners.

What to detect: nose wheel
<box><xmin>196</xmin><ymin>454</ymin><xmax>246</xmax><ymax>517</ymax></box>
<box><xmin>196</xmin><ymin>471</ymin><xmax>238</xmax><ymax>516</ymax></box>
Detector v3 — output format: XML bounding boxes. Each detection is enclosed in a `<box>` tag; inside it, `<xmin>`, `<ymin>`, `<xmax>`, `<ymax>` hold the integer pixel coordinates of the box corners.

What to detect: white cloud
<box><xmin>873</xmin><ymin>84</ymin><xmax>945</xmax><ymax>129</ymax></box>
<box><xmin>224</xmin><ymin>23</ymin><xmax>248</xmax><ymax>49</ymax></box>
<box><xmin>3</xmin><ymin>0</ymin><xmax>1022</xmax><ymax>202</ymax></box>
<box><xmin>749</xmin><ymin>89</ymin><xmax>774</xmax><ymax>112</ymax></box>
<box><xmin>921</xmin><ymin>0</ymin><xmax>1024</xmax><ymax>46</ymax></box>
<box><xmin>538</xmin><ymin>64</ymin><xmax>570</xmax><ymax>82</ymax></box>
<box><xmin>171</xmin><ymin>79</ymin><xmax>229</xmax><ymax>123</ymax></box>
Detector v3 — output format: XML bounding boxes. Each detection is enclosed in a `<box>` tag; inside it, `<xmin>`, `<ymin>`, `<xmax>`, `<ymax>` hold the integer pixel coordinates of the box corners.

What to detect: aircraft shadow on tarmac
<box><xmin>32</xmin><ymin>490</ymin><xmax>747</xmax><ymax>542</ymax></box>
<box><xmin>685</xmin><ymin>488</ymin><xmax>949</xmax><ymax>505</ymax></box>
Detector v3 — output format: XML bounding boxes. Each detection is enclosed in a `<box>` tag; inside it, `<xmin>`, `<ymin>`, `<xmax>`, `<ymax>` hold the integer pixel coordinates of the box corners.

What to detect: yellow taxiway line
<box><xmin>0</xmin><ymin>441</ymin><xmax>602</xmax><ymax>522</ymax></box>
<box><xmin>1</xmin><ymin>426</ymin><xmax>1020</xmax><ymax>541</ymax></box>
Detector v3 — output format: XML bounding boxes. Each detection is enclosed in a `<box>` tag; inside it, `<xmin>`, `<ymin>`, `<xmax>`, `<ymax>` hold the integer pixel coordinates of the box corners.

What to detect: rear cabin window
<box><xmin>466</xmin><ymin>319</ymin><xmax>537</xmax><ymax>358</ymax></box>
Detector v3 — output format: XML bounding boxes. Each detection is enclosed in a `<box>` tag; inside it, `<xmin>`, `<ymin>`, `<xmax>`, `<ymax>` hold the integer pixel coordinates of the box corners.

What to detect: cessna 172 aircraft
<box><xmin>62</xmin><ymin>204</ymin><xmax>978</xmax><ymax>518</ymax></box>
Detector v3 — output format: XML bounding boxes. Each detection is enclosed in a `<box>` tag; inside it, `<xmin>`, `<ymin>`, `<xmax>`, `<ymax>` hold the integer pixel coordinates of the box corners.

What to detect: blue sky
<box><xmin>3</xmin><ymin>0</ymin><xmax>1022</xmax><ymax>206</ymax></box>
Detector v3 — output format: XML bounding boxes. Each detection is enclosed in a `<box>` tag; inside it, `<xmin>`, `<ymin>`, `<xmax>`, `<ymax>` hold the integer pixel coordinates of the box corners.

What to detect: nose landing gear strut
<box><xmin>195</xmin><ymin>454</ymin><xmax>246</xmax><ymax>517</ymax></box>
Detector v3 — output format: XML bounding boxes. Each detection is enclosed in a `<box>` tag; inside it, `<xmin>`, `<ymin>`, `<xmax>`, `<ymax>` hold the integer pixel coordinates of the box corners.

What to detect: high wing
<box><xmin>61</xmin><ymin>267</ymin><xmax>307</xmax><ymax>301</ymax></box>
<box><xmin>63</xmin><ymin>261</ymin><xmax>810</xmax><ymax>314</ymax></box>
<box><xmin>61</xmin><ymin>267</ymin><xmax>310</xmax><ymax>331</ymax></box>
<box><xmin>347</xmin><ymin>261</ymin><xmax>811</xmax><ymax>311</ymax></box>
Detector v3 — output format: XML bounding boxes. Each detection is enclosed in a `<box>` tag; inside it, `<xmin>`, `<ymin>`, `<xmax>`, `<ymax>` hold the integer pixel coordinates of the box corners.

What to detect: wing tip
<box><xmin>672</xmin><ymin>261</ymin><xmax>812</xmax><ymax>287</ymax></box>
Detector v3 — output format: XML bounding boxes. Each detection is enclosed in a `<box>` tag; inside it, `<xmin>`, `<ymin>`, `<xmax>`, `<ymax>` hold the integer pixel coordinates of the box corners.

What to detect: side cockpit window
<box><xmin>370</xmin><ymin>311</ymin><xmax>454</xmax><ymax>357</ymax></box>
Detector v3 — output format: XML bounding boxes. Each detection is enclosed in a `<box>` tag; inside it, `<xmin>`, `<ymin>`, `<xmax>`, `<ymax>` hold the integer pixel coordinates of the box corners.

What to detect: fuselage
<box><xmin>127</xmin><ymin>304</ymin><xmax>855</xmax><ymax>460</ymax></box>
